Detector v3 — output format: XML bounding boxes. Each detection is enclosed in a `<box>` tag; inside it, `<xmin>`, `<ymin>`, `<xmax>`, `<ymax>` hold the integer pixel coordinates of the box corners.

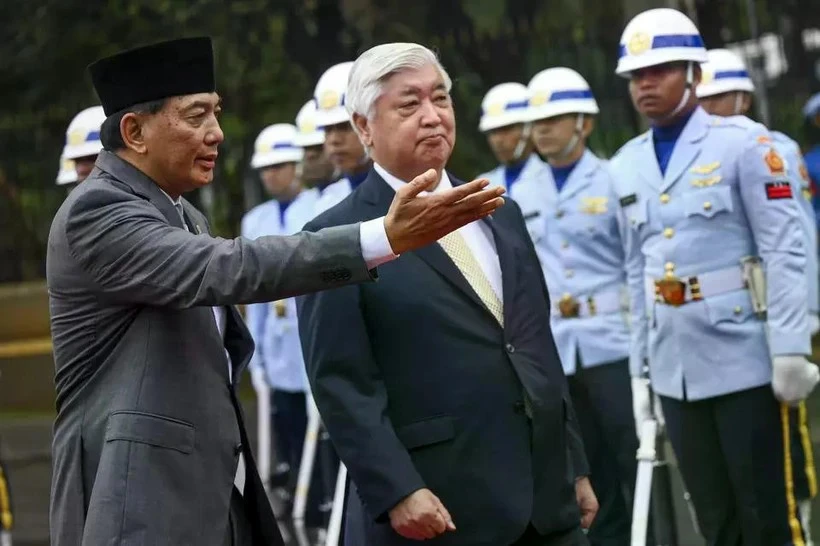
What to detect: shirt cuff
<box><xmin>360</xmin><ymin>217</ymin><xmax>399</xmax><ymax>270</ymax></box>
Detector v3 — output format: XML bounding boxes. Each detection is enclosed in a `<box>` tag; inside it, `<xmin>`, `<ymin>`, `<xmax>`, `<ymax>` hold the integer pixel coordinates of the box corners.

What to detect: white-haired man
<box><xmin>297</xmin><ymin>42</ymin><xmax>597</xmax><ymax>546</ymax></box>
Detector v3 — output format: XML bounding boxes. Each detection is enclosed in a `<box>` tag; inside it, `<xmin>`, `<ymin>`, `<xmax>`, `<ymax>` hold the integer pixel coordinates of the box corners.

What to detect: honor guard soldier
<box><xmin>476</xmin><ymin>82</ymin><xmax>544</xmax><ymax>193</ymax></box>
<box><xmin>241</xmin><ymin>123</ymin><xmax>318</xmax><ymax>515</ymax></box>
<box><xmin>56</xmin><ymin>154</ymin><xmax>77</xmax><ymax>186</ymax></box>
<box><xmin>511</xmin><ymin>66</ymin><xmax>639</xmax><ymax>545</ymax></box>
<box><xmin>294</xmin><ymin>99</ymin><xmax>335</xmax><ymax>193</ymax></box>
<box><xmin>698</xmin><ymin>49</ymin><xmax>819</xmax><ymax>542</ymax></box>
<box><xmin>610</xmin><ymin>8</ymin><xmax>819</xmax><ymax>545</ymax></box>
<box><xmin>59</xmin><ymin>106</ymin><xmax>106</xmax><ymax>184</ymax></box>
<box><xmin>312</xmin><ymin>62</ymin><xmax>372</xmax><ymax>215</ymax></box>
<box><xmin>803</xmin><ymin>93</ymin><xmax>820</xmax><ymax>228</ymax></box>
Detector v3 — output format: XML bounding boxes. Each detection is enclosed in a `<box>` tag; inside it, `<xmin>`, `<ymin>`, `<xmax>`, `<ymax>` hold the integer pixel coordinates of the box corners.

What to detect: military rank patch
<box><xmin>756</xmin><ymin>135</ymin><xmax>772</xmax><ymax>145</ymax></box>
<box><xmin>580</xmin><ymin>196</ymin><xmax>608</xmax><ymax>214</ymax></box>
<box><xmin>764</xmin><ymin>148</ymin><xmax>785</xmax><ymax>175</ymax></box>
<box><xmin>619</xmin><ymin>194</ymin><xmax>637</xmax><ymax>207</ymax></box>
<box><xmin>765</xmin><ymin>181</ymin><xmax>792</xmax><ymax>200</ymax></box>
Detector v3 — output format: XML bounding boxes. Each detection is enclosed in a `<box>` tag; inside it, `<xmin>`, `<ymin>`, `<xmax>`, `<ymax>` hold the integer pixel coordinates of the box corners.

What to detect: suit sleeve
<box><xmin>507</xmin><ymin>201</ymin><xmax>590</xmax><ymax>479</ymax></box>
<box><xmin>64</xmin><ymin>187</ymin><xmax>375</xmax><ymax>308</ymax></box>
<box><xmin>296</xmin><ymin>221</ymin><xmax>427</xmax><ymax>521</ymax></box>
<box><xmin>792</xmin><ymin>153</ymin><xmax>820</xmax><ymax>315</ymax></box>
<box><xmin>738</xmin><ymin>127</ymin><xmax>810</xmax><ymax>356</ymax></box>
<box><xmin>239</xmin><ymin>213</ymin><xmax>268</xmax><ymax>370</ymax></box>
<box><xmin>608</xmin><ymin>169</ymin><xmax>649</xmax><ymax>379</ymax></box>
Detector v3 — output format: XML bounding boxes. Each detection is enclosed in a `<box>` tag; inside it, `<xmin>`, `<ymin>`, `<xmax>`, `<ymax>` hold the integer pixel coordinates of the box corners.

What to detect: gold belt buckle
<box><xmin>655</xmin><ymin>277</ymin><xmax>687</xmax><ymax>306</ymax></box>
<box><xmin>558</xmin><ymin>293</ymin><xmax>580</xmax><ymax>318</ymax></box>
<box><xmin>273</xmin><ymin>300</ymin><xmax>287</xmax><ymax>317</ymax></box>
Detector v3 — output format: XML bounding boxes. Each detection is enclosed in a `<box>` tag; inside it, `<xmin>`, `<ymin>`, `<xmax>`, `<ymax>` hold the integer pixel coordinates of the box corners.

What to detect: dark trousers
<box><xmin>567</xmin><ymin>358</ymin><xmax>637</xmax><ymax>546</ymax></box>
<box><xmin>271</xmin><ymin>389</ymin><xmax>308</xmax><ymax>486</ymax></box>
<box><xmin>511</xmin><ymin>524</ymin><xmax>589</xmax><ymax>546</ymax></box>
<box><xmin>789</xmin><ymin>402</ymin><xmax>817</xmax><ymax>502</ymax></box>
<box><xmin>661</xmin><ymin>385</ymin><xmax>806</xmax><ymax>546</ymax></box>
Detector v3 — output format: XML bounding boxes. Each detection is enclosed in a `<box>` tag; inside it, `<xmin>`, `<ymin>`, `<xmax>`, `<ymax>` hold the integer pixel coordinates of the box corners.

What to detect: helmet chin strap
<box><xmin>733</xmin><ymin>92</ymin><xmax>744</xmax><ymax>116</ymax></box>
<box><xmin>550</xmin><ymin>114</ymin><xmax>584</xmax><ymax>162</ymax></box>
<box><xmin>658</xmin><ymin>62</ymin><xmax>695</xmax><ymax>123</ymax></box>
<box><xmin>512</xmin><ymin>122</ymin><xmax>532</xmax><ymax>162</ymax></box>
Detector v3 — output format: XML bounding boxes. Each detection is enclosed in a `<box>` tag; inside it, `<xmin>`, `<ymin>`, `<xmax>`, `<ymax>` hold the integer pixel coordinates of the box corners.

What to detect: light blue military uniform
<box><xmin>242</xmin><ymin>189</ymin><xmax>319</xmax><ymax>391</ymax></box>
<box><xmin>610</xmin><ymin>107</ymin><xmax>810</xmax><ymax>401</ymax></box>
<box><xmin>773</xmin><ymin>131</ymin><xmax>819</xmax><ymax>318</ymax></box>
<box><xmin>478</xmin><ymin>154</ymin><xmax>545</xmax><ymax>193</ymax></box>
<box><xmin>512</xmin><ymin>150</ymin><xmax>629</xmax><ymax>376</ymax></box>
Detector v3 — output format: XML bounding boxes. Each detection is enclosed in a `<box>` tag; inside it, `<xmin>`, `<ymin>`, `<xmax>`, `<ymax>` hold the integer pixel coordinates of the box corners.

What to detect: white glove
<box><xmin>772</xmin><ymin>355</ymin><xmax>820</xmax><ymax>405</ymax></box>
<box><xmin>810</xmin><ymin>314</ymin><xmax>820</xmax><ymax>337</ymax></box>
<box><xmin>631</xmin><ymin>377</ymin><xmax>653</xmax><ymax>433</ymax></box>
<box><xmin>250</xmin><ymin>365</ymin><xmax>268</xmax><ymax>393</ymax></box>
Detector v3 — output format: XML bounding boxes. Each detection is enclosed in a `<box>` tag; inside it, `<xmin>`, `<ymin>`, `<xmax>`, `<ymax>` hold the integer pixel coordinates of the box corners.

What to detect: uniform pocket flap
<box><xmin>705</xmin><ymin>291</ymin><xmax>755</xmax><ymax>325</ymax></box>
<box><xmin>395</xmin><ymin>415</ymin><xmax>455</xmax><ymax>451</ymax></box>
<box><xmin>683</xmin><ymin>186</ymin><xmax>733</xmax><ymax>218</ymax></box>
<box><xmin>105</xmin><ymin>411</ymin><xmax>195</xmax><ymax>454</ymax></box>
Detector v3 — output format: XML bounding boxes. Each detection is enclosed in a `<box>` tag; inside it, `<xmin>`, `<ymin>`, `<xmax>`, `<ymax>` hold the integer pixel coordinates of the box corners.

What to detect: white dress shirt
<box><xmin>373</xmin><ymin>163</ymin><xmax>503</xmax><ymax>301</ymax></box>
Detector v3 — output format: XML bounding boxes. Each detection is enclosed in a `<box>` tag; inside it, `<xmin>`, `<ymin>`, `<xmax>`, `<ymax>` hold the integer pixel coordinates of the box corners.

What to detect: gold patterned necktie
<box><xmin>438</xmin><ymin>230</ymin><xmax>504</xmax><ymax>326</ymax></box>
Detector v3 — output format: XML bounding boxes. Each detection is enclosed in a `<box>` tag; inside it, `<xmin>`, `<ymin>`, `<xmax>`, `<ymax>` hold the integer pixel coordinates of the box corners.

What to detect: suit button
<box><xmin>703</xmin><ymin>201</ymin><xmax>712</xmax><ymax>211</ymax></box>
<box><xmin>506</xmin><ymin>343</ymin><xmax>515</xmax><ymax>354</ymax></box>
<box><xmin>663</xmin><ymin>227</ymin><xmax>674</xmax><ymax>238</ymax></box>
<box><xmin>660</xmin><ymin>193</ymin><xmax>670</xmax><ymax>204</ymax></box>
<box><xmin>513</xmin><ymin>401</ymin><xmax>526</xmax><ymax>414</ymax></box>
<box><xmin>556</xmin><ymin>210</ymin><xmax>564</xmax><ymax>219</ymax></box>
<box><xmin>561</xmin><ymin>241</ymin><xmax>569</xmax><ymax>249</ymax></box>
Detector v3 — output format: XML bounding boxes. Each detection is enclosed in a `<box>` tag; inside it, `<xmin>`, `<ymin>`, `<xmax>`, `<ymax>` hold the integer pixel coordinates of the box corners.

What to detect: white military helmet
<box><xmin>313</xmin><ymin>61</ymin><xmax>353</xmax><ymax>129</ymax></box>
<box><xmin>525</xmin><ymin>67</ymin><xmax>599</xmax><ymax>122</ymax></box>
<box><xmin>250</xmin><ymin>123</ymin><xmax>303</xmax><ymax>169</ymax></box>
<box><xmin>478</xmin><ymin>83</ymin><xmax>531</xmax><ymax>132</ymax></box>
<box><xmin>56</xmin><ymin>155</ymin><xmax>78</xmax><ymax>186</ymax></box>
<box><xmin>294</xmin><ymin>100</ymin><xmax>325</xmax><ymax>148</ymax></box>
<box><xmin>697</xmin><ymin>48</ymin><xmax>754</xmax><ymax>98</ymax></box>
<box><xmin>62</xmin><ymin>105</ymin><xmax>106</xmax><ymax>160</ymax></box>
<box><xmin>616</xmin><ymin>8</ymin><xmax>707</xmax><ymax>77</ymax></box>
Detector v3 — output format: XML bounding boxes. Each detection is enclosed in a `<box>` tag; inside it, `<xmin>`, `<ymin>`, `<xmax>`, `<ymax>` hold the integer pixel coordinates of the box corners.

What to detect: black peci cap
<box><xmin>88</xmin><ymin>36</ymin><xmax>215</xmax><ymax>116</ymax></box>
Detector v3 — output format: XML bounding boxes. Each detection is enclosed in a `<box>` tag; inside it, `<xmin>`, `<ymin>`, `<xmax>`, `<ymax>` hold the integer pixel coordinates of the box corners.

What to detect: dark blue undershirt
<box><xmin>652</xmin><ymin>107</ymin><xmax>696</xmax><ymax>176</ymax></box>
<box><xmin>504</xmin><ymin>158</ymin><xmax>527</xmax><ymax>191</ymax></box>
<box><xmin>347</xmin><ymin>170</ymin><xmax>368</xmax><ymax>189</ymax></box>
<box><xmin>550</xmin><ymin>158</ymin><xmax>580</xmax><ymax>193</ymax></box>
<box><xmin>277</xmin><ymin>199</ymin><xmax>292</xmax><ymax>225</ymax></box>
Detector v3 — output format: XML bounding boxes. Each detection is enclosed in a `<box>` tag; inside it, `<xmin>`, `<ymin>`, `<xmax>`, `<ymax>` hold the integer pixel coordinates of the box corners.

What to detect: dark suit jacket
<box><xmin>297</xmin><ymin>169</ymin><xmax>590</xmax><ymax>546</ymax></box>
<box><xmin>46</xmin><ymin>151</ymin><xmax>376</xmax><ymax>546</ymax></box>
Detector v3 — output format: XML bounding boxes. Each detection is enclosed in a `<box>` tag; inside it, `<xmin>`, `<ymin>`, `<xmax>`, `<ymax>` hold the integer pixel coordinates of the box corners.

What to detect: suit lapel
<box><xmin>660</xmin><ymin>108</ymin><xmax>709</xmax><ymax>192</ymax></box>
<box><xmin>361</xmin><ymin>169</ymin><xmax>500</xmax><ymax>324</ymax></box>
<box><xmin>95</xmin><ymin>151</ymin><xmax>186</xmax><ymax>230</ymax></box>
<box><xmin>480</xmin><ymin>214</ymin><xmax>517</xmax><ymax>325</ymax></box>
<box><xmin>637</xmin><ymin>133</ymin><xmax>664</xmax><ymax>192</ymax></box>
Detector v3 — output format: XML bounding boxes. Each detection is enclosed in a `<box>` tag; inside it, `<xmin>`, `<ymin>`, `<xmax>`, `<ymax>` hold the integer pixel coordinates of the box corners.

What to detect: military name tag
<box><xmin>522</xmin><ymin>210</ymin><xmax>541</xmax><ymax>221</ymax></box>
<box><xmin>619</xmin><ymin>194</ymin><xmax>637</xmax><ymax>207</ymax></box>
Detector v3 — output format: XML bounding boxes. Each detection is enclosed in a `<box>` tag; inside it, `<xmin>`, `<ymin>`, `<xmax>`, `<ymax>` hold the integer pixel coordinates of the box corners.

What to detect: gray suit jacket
<box><xmin>46</xmin><ymin>151</ymin><xmax>374</xmax><ymax>546</ymax></box>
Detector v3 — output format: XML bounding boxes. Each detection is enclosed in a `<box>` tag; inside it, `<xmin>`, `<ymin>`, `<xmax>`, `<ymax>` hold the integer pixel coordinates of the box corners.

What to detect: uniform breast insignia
<box><xmin>756</xmin><ymin>135</ymin><xmax>772</xmax><ymax>145</ymax></box>
<box><xmin>273</xmin><ymin>300</ymin><xmax>287</xmax><ymax>317</ymax></box>
<box><xmin>765</xmin><ymin>181</ymin><xmax>793</xmax><ymax>200</ymax></box>
<box><xmin>579</xmin><ymin>196</ymin><xmax>608</xmax><ymax>214</ymax></box>
<box><xmin>691</xmin><ymin>175</ymin><xmax>722</xmax><ymax>188</ymax></box>
<box><xmin>764</xmin><ymin>148</ymin><xmax>785</xmax><ymax>176</ymax></box>
<box><xmin>619</xmin><ymin>193</ymin><xmax>637</xmax><ymax>207</ymax></box>
<box><xmin>690</xmin><ymin>162</ymin><xmax>720</xmax><ymax>175</ymax></box>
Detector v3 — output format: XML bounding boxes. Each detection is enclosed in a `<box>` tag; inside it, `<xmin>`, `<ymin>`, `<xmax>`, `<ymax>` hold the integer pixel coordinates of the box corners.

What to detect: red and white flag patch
<box><xmin>765</xmin><ymin>181</ymin><xmax>793</xmax><ymax>200</ymax></box>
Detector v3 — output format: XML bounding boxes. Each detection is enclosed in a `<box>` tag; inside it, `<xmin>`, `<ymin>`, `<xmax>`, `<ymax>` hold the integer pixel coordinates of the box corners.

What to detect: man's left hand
<box><xmin>575</xmin><ymin>477</ymin><xmax>598</xmax><ymax>530</ymax></box>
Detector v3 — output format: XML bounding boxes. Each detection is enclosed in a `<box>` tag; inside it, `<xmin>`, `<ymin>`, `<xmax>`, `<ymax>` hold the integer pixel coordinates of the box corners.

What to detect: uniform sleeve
<box><xmin>738</xmin><ymin>128</ymin><xmax>810</xmax><ymax>355</ymax></box>
<box><xmin>609</xmin><ymin>167</ymin><xmax>649</xmax><ymax>378</ymax></box>
<box><xmin>795</xmin><ymin>155</ymin><xmax>820</xmax><ymax>314</ymax></box>
<box><xmin>65</xmin><ymin>188</ymin><xmax>375</xmax><ymax>308</ymax></box>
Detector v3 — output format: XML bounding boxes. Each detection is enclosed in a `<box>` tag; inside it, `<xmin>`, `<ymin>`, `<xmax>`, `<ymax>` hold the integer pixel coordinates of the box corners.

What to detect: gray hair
<box><xmin>345</xmin><ymin>43</ymin><xmax>453</xmax><ymax>123</ymax></box>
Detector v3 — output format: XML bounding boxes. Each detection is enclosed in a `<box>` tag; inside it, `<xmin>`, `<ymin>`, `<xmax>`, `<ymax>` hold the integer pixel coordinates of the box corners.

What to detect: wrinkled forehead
<box><xmin>382</xmin><ymin>64</ymin><xmax>448</xmax><ymax>98</ymax></box>
<box><xmin>167</xmin><ymin>92</ymin><xmax>222</xmax><ymax>112</ymax></box>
